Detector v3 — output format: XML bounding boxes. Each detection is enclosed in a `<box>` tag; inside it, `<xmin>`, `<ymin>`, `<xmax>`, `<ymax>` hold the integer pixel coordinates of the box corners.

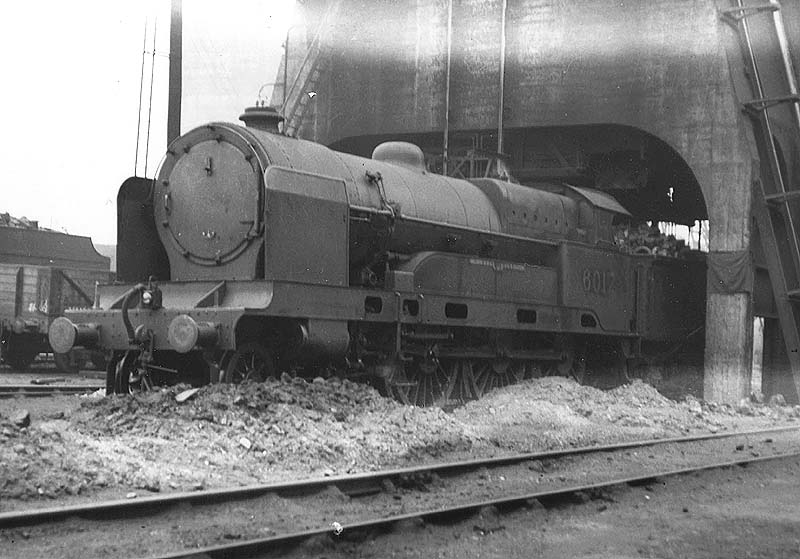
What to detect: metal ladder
<box><xmin>280</xmin><ymin>1</ymin><xmax>342</xmax><ymax>138</ymax></box>
<box><xmin>720</xmin><ymin>0</ymin><xmax>800</xmax><ymax>395</ymax></box>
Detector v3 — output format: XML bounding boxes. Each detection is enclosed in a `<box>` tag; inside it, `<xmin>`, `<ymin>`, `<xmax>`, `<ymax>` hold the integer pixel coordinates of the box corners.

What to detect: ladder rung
<box><xmin>744</xmin><ymin>94</ymin><xmax>800</xmax><ymax>112</ymax></box>
<box><xmin>720</xmin><ymin>4</ymin><xmax>779</xmax><ymax>24</ymax></box>
<box><xmin>786</xmin><ymin>289</ymin><xmax>800</xmax><ymax>302</ymax></box>
<box><xmin>764</xmin><ymin>191</ymin><xmax>800</xmax><ymax>204</ymax></box>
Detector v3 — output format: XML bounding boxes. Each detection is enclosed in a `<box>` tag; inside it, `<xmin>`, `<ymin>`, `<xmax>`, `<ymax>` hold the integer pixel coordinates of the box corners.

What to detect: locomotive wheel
<box><xmin>472</xmin><ymin>359</ymin><xmax>526</xmax><ymax>398</ymax></box>
<box><xmin>221</xmin><ymin>342</ymin><xmax>274</xmax><ymax>384</ymax></box>
<box><xmin>385</xmin><ymin>358</ymin><xmax>447</xmax><ymax>407</ymax></box>
<box><xmin>438</xmin><ymin>360</ymin><xmax>479</xmax><ymax>406</ymax></box>
<box><xmin>113</xmin><ymin>351</ymin><xmax>154</xmax><ymax>394</ymax></box>
<box><xmin>550</xmin><ymin>356</ymin><xmax>588</xmax><ymax>384</ymax></box>
<box><xmin>385</xmin><ymin>358</ymin><xmax>540</xmax><ymax>406</ymax></box>
<box><xmin>584</xmin><ymin>340</ymin><xmax>629</xmax><ymax>388</ymax></box>
<box><xmin>562</xmin><ymin>351</ymin><xmax>588</xmax><ymax>384</ymax></box>
<box><xmin>383</xmin><ymin>365</ymin><xmax>413</xmax><ymax>406</ymax></box>
<box><xmin>548</xmin><ymin>338</ymin><xmax>588</xmax><ymax>384</ymax></box>
<box><xmin>105</xmin><ymin>352</ymin><xmax>122</xmax><ymax>394</ymax></box>
<box><xmin>113</xmin><ymin>351</ymin><xmax>134</xmax><ymax>394</ymax></box>
<box><xmin>408</xmin><ymin>358</ymin><xmax>448</xmax><ymax>407</ymax></box>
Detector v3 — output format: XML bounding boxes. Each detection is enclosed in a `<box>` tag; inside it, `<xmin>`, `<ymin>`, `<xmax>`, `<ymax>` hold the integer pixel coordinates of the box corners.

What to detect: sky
<box><xmin>0</xmin><ymin>0</ymin><xmax>297</xmax><ymax>245</ymax></box>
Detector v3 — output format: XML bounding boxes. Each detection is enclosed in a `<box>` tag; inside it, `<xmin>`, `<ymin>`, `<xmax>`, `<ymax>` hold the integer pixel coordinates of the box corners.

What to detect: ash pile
<box><xmin>2</xmin><ymin>375</ymin><xmax>799</xmax><ymax>505</ymax></box>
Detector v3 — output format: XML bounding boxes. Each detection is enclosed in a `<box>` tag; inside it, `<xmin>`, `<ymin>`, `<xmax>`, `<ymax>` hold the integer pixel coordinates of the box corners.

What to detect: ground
<box><xmin>284</xmin><ymin>457</ymin><xmax>800</xmax><ymax>559</ymax></box>
<box><xmin>1</xmin><ymin>369</ymin><xmax>797</xmax><ymax>512</ymax></box>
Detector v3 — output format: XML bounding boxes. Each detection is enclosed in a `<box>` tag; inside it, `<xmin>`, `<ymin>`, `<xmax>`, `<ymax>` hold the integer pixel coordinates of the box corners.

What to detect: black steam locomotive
<box><xmin>50</xmin><ymin>106</ymin><xmax>705</xmax><ymax>405</ymax></box>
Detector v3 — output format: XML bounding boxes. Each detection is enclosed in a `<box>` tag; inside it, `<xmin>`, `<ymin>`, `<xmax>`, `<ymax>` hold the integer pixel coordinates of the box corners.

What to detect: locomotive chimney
<box><xmin>239</xmin><ymin>105</ymin><xmax>285</xmax><ymax>134</ymax></box>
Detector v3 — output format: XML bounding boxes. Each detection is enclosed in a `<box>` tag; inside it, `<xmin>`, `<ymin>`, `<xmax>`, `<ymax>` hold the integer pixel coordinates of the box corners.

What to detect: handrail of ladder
<box><xmin>280</xmin><ymin>1</ymin><xmax>341</xmax><ymax>120</ymax></box>
<box><xmin>722</xmin><ymin>0</ymin><xmax>800</xmax><ymax>398</ymax></box>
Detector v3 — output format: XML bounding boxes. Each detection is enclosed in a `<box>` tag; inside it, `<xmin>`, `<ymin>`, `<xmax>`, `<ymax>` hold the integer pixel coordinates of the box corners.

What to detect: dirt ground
<box><xmin>1</xmin><ymin>368</ymin><xmax>798</xmax><ymax>512</ymax></box>
<box><xmin>283</xmin><ymin>455</ymin><xmax>800</xmax><ymax>559</ymax></box>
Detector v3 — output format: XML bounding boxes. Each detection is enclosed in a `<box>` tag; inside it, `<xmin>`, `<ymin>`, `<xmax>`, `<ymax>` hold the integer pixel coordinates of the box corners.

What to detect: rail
<box><xmin>2</xmin><ymin>424</ymin><xmax>799</xmax><ymax>558</ymax></box>
<box><xmin>0</xmin><ymin>384</ymin><xmax>103</xmax><ymax>398</ymax></box>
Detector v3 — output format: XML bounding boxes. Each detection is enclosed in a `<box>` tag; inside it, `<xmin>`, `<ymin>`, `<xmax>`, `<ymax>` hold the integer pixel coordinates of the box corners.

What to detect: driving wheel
<box><xmin>220</xmin><ymin>342</ymin><xmax>275</xmax><ymax>383</ymax></box>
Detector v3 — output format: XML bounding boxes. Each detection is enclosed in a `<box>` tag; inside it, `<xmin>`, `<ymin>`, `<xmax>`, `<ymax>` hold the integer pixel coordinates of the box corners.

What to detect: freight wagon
<box><xmin>1</xmin><ymin>225</ymin><xmax>110</xmax><ymax>371</ymax></box>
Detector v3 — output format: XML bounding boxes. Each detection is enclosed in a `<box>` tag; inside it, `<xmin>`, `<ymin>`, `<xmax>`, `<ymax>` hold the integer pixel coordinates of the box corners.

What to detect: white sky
<box><xmin>0</xmin><ymin>0</ymin><xmax>296</xmax><ymax>244</ymax></box>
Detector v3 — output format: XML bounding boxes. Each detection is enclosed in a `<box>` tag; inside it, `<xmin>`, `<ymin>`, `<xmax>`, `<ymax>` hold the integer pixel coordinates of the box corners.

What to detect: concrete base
<box><xmin>762</xmin><ymin>318</ymin><xmax>800</xmax><ymax>404</ymax></box>
<box><xmin>704</xmin><ymin>293</ymin><xmax>753</xmax><ymax>404</ymax></box>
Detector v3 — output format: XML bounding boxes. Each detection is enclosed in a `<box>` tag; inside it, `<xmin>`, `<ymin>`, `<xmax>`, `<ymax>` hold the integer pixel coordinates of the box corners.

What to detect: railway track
<box><xmin>0</xmin><ymin>364</ymin><xmax>106</xmax><ymax>379</ymax></box>
<box><xmin>0</xmin><ymin>384</ymin><xmax>103</xmax><ymax>398</ymax></box>
<box><xmin>2</xmin><ymin>425</ymin><xmax>800</xmax><ymax>558</ymax></box>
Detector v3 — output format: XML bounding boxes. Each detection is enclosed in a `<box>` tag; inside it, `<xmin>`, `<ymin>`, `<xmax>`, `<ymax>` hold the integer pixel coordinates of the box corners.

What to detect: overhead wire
<box><xmin>144</xmin><ymin>18</ymin><xmax>158</xmax><ymax>177</ymax></box>
<box><xmin>134</xmin><ymin>18</ymin><xmax>148</xmax><ymax>176</ymax></box>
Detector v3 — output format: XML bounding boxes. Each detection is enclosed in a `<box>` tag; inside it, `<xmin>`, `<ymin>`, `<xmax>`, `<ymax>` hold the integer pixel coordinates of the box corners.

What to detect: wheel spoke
<box><xmin>223</xmin><ymin>342</ymin><xmax>274</xmax><ymax>384</ymax></box>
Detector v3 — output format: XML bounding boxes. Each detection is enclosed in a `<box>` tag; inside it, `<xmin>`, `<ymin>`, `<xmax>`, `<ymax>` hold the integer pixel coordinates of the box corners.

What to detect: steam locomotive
<box><xmin>49</xmin><ymin>106</ymin><xmax>705</xmax><ymax>405</ymax></box>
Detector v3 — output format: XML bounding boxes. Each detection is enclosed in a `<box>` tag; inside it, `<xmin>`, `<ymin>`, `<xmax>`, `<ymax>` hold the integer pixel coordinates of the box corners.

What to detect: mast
<box><xmin>167</xmin><ymin>0</ymin><xmax>182</xmax><ymax>146</ymax></box>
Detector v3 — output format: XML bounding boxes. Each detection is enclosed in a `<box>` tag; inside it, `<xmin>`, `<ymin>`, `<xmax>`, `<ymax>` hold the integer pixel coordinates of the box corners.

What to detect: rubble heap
<box><xmin>1</xmin><ymin>375</ymin><xmax>798</xmax><ymax>506</ymax></box>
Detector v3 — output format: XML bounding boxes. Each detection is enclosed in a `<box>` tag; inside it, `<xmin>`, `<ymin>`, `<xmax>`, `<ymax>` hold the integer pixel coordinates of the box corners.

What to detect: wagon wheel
<box><xmin>90</xmin><ymin>351</ymin><xmax>110</xmax><ymax>371</ymax></box>
<box><xmin>4</xmin><ymin>348</ymin><xmax>38</xmax><ymax>371</ymax></box>
<box><xmin>472</xmin><ymin>359</ymin><xmax>527</xmax><ymax>398</ymax></box>
<box><xmin>220</xmin><ymin>342</ymin><xmax>275</xmax><ymax>384</ymax></box>
<box><xmin>113</xmin><ymin>351</ymin><xmax>153</xmax><ymax>394</ymax></box>
<box><xmin>54</xmin><ymin>351</ymin><xmax>85</xmax><ymax>374</ymax></box>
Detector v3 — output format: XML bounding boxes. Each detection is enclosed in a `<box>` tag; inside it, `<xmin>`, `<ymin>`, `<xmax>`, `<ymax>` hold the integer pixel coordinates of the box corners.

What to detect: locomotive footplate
<box><xmin>50</xmin><ymin>277</ymin><xmax>636</xmax><ymax>354</ymax></box>
<box><xmin>48</xmin><ymin>279</ymin><xmax>276</xmax><ymax>354</ymax></box>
